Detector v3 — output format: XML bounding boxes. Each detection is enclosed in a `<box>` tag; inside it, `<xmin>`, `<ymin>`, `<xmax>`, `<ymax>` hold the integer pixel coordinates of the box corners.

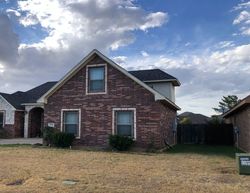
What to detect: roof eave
<box><xmin>223</xmin><ymin>102</ymin><xmax>250</xmax><ymax>118</ymax></box>
<box><xmin>144</xmin><ymin>79</ymin><xmax>181</xmax><ymax>86</ymax></box>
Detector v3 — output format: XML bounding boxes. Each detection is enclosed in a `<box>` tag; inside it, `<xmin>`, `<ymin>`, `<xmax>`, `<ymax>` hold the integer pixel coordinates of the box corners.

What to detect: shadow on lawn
<box><xmin>167</xmin><ymin>144</ymin><xmax>244</xmax><ymax>159</ymax></box>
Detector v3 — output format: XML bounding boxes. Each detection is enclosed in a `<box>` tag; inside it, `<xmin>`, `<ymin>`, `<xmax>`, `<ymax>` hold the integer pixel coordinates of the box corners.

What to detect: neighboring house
<box><xmin>178</xmin><ymin>112</ymin><xmax>210</xmax><ymax>124</ymax></box>
<box><xmin>0</xmin><ymin>82</ymin><xmax>57</xmax><ymax>137</ymax></box>
<box><xmin>0</xmin><ymin>49</ymin><xmax>181</xmax><ymax>148</ymax></box>
<box><xmin>223</xmin><ymin>95</ymin><xmax>250</xmax><ymax>152</ymax></box>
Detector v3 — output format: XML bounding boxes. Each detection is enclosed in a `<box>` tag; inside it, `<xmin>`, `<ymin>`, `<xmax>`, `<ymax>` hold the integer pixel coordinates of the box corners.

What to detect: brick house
<box><xmin>0</xmin><ymin>49</ymin><xmax>181</xmax><ymax>148</ymax></box>
<box><xmin>0</xmin><ymin>82</ymin><xmax>57</xmax><ymax>137</ymax></box>
<box><xmin>223</xmin><ymin>95</ymin><xmax>250</xmax><ymax>152</ymax></box>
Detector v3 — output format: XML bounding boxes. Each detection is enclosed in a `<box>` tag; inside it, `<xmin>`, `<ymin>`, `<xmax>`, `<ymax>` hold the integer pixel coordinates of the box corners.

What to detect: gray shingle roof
<box><xmin>128</xmin><ymin>69</ymin><xmax>180</xmax><ymax>86</ymax></box>
<box><xmin>0</xmin><ymin>82</ymin><xmax>57</xmax><ymax>109</ymax></box>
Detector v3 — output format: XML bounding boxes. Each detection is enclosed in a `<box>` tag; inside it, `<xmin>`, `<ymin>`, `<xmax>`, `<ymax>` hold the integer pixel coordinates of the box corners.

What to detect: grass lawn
<box><xmin>0</xmin><ymin>145</ymin><xmax>249</xmax><ymax>193</ymax></box>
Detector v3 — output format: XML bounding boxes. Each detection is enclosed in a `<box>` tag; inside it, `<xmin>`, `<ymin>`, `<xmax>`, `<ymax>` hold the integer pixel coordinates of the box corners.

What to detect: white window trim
<box><xmin>112</xmin><ymin>108</ymin><xmax>136</xmax><ymax>139</ymax></box>
<box><xmin>61</xmin><ymin>109</ymin><xmax>81</xmax><ymax>139</ymax></box>
<box><xmin>86</xmin><ymin>64</ymin><xmax>107</xmax><ymax>95</ymax></box>
<box><xmin>0</xmin><ymin>110</ymin><xmax>5</xmax><ymax>128</ymax></box>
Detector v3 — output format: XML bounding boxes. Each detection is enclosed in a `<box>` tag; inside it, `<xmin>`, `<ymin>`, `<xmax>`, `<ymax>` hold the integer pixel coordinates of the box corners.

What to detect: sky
<box><xmin>0</xmin><ymin>0</ymin><xmax>250</xmax><ymax>116</ymax></box>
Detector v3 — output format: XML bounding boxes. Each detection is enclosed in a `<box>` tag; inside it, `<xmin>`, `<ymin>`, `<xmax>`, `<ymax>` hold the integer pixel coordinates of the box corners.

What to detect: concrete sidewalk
<box><xmin>0</xmin><ymin>138</ymin><xmax>42</xmax><ymax>145</ymax></box>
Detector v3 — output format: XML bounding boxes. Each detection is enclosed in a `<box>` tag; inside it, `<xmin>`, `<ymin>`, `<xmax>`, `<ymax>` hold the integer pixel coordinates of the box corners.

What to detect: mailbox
<box><xmin>236</xmin><ymin>153</ymin><xmax>250</xmax><ymax>175</ymax></box>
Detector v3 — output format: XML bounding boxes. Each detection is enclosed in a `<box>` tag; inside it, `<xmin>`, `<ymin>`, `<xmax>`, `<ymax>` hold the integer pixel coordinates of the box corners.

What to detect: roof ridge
<box><xmin>128</xmin><ymin>68</ymin><xmax>160</xmax><ymax>72</ymax></box>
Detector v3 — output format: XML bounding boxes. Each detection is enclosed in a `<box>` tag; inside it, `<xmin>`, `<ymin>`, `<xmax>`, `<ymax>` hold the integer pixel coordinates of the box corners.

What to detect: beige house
<box><xmin>223</xmin><ymin>95</ymin><xmax>250</xmax><ymax>152</ymax></box>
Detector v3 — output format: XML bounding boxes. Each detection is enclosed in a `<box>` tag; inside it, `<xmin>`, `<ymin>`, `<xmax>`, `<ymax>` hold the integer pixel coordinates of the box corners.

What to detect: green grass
<box><xmin>167</xmin><ymin>144</ymin><xmax>244</xmax><ymax>158</ymax></box>
<box><xmin>0</xmin><ymin>144</ymin><xmax>32</xmax><ymax>147</ymax></box>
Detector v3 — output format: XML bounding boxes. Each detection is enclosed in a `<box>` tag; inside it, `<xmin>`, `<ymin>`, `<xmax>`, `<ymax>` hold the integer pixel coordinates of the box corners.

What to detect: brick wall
<box><xmin>14</xmin><ymin>111</ymin><xmax>24</xmax><ymax>137</ymax></box>
<box><xmin>226</xmin><ymin>106</ymin><xmax>250</xmax><ymax>152</ymax></box>
<box><xmin>1</xmin><ymin>111</ymin><xmax>24</xmax><ymax>138</ymax></box>
<box><xmin>44</xmin><ymin>54</ymin><xmax>177</xmax><ymax>148</ymax></box>
<box><xmin>2</xmin><ymin>124</ymin><xmax>15</xmax><ymax>138</ymax></box>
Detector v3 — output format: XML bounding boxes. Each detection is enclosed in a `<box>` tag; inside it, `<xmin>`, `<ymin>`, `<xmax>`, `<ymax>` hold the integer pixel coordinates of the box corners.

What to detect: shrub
<box><xmin>42</xmin><ymin>126</ymin><xmax>58</xmax><ymax>145</ymax></box>
<box><xmin>52</xmin><ymin>132</ymin><xmax>75</xmax><ymax>148</ymax></box>
<box><xmin>109</xmin><ymin>135</ymin><xmax>134</xmax><ymax>151</ymax></box>
<box><xmin>0</xmin><ymin>128</ymin><xmax>8</xmax><ymax>138</ymax></box>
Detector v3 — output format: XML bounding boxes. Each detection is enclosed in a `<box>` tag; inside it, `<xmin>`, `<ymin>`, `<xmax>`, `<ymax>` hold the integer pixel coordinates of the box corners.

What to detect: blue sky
<box><xmin>0</xmin><ymin>0</ymin><xmax>250</xmax><ymax>116</ymax></box>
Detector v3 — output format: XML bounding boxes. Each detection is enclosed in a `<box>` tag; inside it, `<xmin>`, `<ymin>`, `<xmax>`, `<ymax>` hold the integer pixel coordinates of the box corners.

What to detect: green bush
<box><xmin>0</xmin><ymin>128</ymin><xmax>7</xmax><ymax>138</ymax></box>
<box><xmin>109</xmin><ymin>135</ymin><xmax>134</xmax><ymax>151</ymax></box>
<box><xmin>52</xmin><ymin>132</ymin><xmax>75</xmax><ymax>148</ymax></box>
<box><xmin>42</xmin><ymin>126</ymin><xmax>58</xmax><ymax>145</ymax></box>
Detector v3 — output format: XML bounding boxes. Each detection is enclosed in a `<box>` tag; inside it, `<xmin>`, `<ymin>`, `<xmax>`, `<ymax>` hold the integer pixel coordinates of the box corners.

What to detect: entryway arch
<box><xmin>28</xmin><ymin>107</ymin><xmax>44</xmax><ymax>137</ymax></box>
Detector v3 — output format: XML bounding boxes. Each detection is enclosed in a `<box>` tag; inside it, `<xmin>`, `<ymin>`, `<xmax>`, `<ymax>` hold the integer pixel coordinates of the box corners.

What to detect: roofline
<box><xmin>143</xmin><ymin>79</ymin><xmax>181</xmax><ymax>86</ymax></box>
<box><xmin>223</xmin><ymin>96</ymin><xmax>250</xmax><ymax>118</ymax></box>
<box><xmin>0</xmin><ymin>94</ymin><xmax>16</xmax><ymax>110</ymax></box>
<box><xmin>21</xmin><ymin>102</ymin><xmax>44</xmax><ymax>106</ymax></box>
<box><xmin>37</xmin><ymin>49</ymin><xmax>181</xmax><ymax>110</ymax></box>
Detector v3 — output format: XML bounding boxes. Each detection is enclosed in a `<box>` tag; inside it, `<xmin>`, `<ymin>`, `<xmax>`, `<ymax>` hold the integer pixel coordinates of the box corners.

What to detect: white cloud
<box><xmin>112</xmin><ymin>56</ymin><xmax>127</xmax><ymax>64</ymax></box>
<box><xmin>0</xmin><ymin>0</ymin><xmax>168</xmax><ymax>92</ymax></box>
<box><xmin>17</xmin><ymin>0</ymin><xmax>168</xmax><ymax>50</ymax></box>
<box><xmin>233</xmin><ymin>1</ymin><xmax>250</xmax><ymax>10</ymax></box>
<box><xmin>139</xmin><ymin>12</ymin><xmax>168</xmax><ymax>31</ymax></box>
<box><xmin>217</xmin><ymin>41</ymin><xmax>235</xmax><ymax>49</ymax></box>
<box><xmin>120</xmin><ymin>44</ymin><xmax>250</xmax><ymax>116</ymax></box>
<box><xmin>6</xmin><ymin>9</ymin><xmax>21</xmax><ymax>17</ymax></box>
<box><xmin>0</xmin><ymin>63</ymin><xmax>4</xmax><ymax>73</ymax></box>
<box><xmin>19</xmin><ymin>13</ymin><xmax>39</xmax><ymax>27</ymax></box>
<box><xmin>233</xmin><ymin>1</ymin><xmax>250</xmax><ymax>36</ymax></box>
<box><xmin>141</xmin><ymin>51</ymin><xmax>149</xmax><ymax>57</ymax></box>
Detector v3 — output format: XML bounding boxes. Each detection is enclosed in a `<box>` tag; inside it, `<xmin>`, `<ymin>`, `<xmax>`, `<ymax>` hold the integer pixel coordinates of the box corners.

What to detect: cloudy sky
<box><xmin>0</xmin><ymin>0</ymin><xmax>250</xmax><ymax>116</ymax></box>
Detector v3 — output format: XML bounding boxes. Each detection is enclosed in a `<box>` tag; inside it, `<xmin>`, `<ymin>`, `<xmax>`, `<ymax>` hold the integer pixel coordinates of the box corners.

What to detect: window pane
<box><xmin>88</xmin><ymin>66</ymin><xmax>105</xmax><ymax>92</ymax></box>
<box><xmin>116</xmin><ymin>111</ymin><xmax>134</xmax><ymax>137</ymax></box>
<box><xmin>89</xmin><ymin>67</ymin><xmax>104</xmax><ymax>80</ymax></box>
<box><xmin>117</xmin><ymin>112</ymin><xmax>132</xmax><ymax>124</ymax></box>
<box><xmin>65</xmin><ymin>124</ymin><xmax>78</xmax><ymax>136</ymax></box>
<box><xmin>117</xmin><ymin>125</ymin><xmax>132</xmax><ymax>136</ymax></box>
<box><xmin>64</xmin><ymin>111</ymin><xmax>78</xmax><ymax>124</ymax></box>
<box><xmin>63</xmin><ymin>111</ymin><xmax>79</xmax><ymax>136</ymax></box>
<box><xmin>90</xmin><ymin>80</ymin><xmax>104</xmax><ymax>91</ymax></box>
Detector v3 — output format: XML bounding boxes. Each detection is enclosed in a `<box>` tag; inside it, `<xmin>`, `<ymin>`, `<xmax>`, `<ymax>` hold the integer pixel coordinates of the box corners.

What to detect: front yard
<box><xmin>0</xmin><ymin>145</ymin><xmax>249</xmax><ymax>193</ymax></box>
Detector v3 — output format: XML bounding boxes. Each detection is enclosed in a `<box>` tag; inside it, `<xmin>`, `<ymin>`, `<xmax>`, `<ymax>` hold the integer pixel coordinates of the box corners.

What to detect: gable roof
<box><xmin>129</xmin><ymin>69</ymin><xmax>180</xmax><ymax>86</ymax></box>
<box><xmin>24</xmin><ymin>81</ymin><xmax>57</xmax><ymax>104</ymax></box>
<box><xmin>0</xmin><ymin>82</ymin><xmax>57</xmax><ymax>109</ymax></box>
<box><xmin>178</xmin><ymin>112</ymin><xmax>210</xmax><ymax>124</ymax></box>
<box><xmin>38</xmin><ymin>49</ymin><xmax>180</xmax><ymax>110</ymax></box>
<box><xmin>223</xmin><ymin>95</ymin><xmax>250</xmax><ymax>118</ymax></box>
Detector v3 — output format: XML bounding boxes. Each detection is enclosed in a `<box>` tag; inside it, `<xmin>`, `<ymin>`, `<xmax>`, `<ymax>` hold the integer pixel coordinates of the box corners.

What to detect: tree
<box><xmin>213</xmin><ymin>95</ymin><xmax>239</xmax><ymax>114</ymax></box>
<box><xmin>179</xmin><ymin>117</ymin><xmax>192</xmax><ymax>124</ymax></box>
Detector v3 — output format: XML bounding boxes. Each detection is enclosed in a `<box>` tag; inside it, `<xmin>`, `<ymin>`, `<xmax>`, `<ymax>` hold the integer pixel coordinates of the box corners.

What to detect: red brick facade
<box><xmin>3</xmin><ymin>111</ymin><xmax>24</xmax><ymax>138</ymax></box>
<box><xmin>225</xmin><ymin>106</ymin><xmax>250</xmax><ymax>152</ymax></box>
<box><xmin>44</xmin><ymin>54</ymin><xmax>177</xmax><ymax>148</ymax></box>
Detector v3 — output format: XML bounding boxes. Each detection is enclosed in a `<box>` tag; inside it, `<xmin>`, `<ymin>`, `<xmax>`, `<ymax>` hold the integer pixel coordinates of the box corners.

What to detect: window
<box><xmin>113</xmin><ymin>108</ymin><xmax>136</xmax><ymax>139</ymax></box>
<box><xmin>88</xmin><ymin>66</ymin><xmax>105</xmax><ymax>93</ymax></box>
<box><xmin>62</xmin><ymin>110</ymin><xmax>80</xmax><ymax>138</ymax></box>
<box><xmin>0</xmin><ymin>111</ymin><xmax>4</xmax><ymax>129</ymax></box>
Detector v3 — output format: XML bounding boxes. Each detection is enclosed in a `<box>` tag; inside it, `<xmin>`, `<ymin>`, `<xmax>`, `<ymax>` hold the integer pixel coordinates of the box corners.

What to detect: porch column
<box><xmin>24</xmin><ymin>110</ymin><xmax>29</xmax><ymax>138</ymax></box>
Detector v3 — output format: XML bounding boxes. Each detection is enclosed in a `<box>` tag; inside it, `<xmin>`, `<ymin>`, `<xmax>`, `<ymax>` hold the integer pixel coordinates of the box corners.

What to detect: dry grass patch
<box><xmin>0</xmin><ymin>145</ymin><xmax>249</xmax><ymax>193</ymax></box>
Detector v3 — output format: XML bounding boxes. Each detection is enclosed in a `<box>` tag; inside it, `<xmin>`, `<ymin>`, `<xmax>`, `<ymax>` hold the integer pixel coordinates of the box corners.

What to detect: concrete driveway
<box><xmin>0</xmin><ymin>138</ymin><xmax>42</xmax><ymax>145</ymax></box>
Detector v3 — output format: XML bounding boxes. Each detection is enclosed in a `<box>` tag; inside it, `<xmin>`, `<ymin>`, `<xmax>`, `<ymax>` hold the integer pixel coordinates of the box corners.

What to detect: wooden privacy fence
<box><xmin>177</xmin><ymin>124</ymin><xmax>234</xmax><ymax>145</ymax></box>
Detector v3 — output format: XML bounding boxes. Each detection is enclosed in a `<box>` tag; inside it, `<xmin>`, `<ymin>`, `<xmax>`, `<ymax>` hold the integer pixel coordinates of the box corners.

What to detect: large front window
<box><xmin>88</xmin><ymin>66</ymin><xmax>105</xmax><ymax>93</ymax></box>
<box><xmin>114</xmin><ymin>110</ymin><xmax>135</xmax><ymax>138</ymax></box>
<box><xmin>0</xmin><ymin>112</ymin><xmax>4</xmax><ymax>129</ymax></box>
<box><xmin>62</xmin><ymin>110</ymin><xmax>80</xmax><ymax>138</ymax></box>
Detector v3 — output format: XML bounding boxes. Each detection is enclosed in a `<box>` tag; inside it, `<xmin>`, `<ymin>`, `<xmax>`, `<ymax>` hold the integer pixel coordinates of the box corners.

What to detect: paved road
<box><xmin>0</xmin><ymin>138</ymin><xmax>42</xmax><ymax>145</ymax></box>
